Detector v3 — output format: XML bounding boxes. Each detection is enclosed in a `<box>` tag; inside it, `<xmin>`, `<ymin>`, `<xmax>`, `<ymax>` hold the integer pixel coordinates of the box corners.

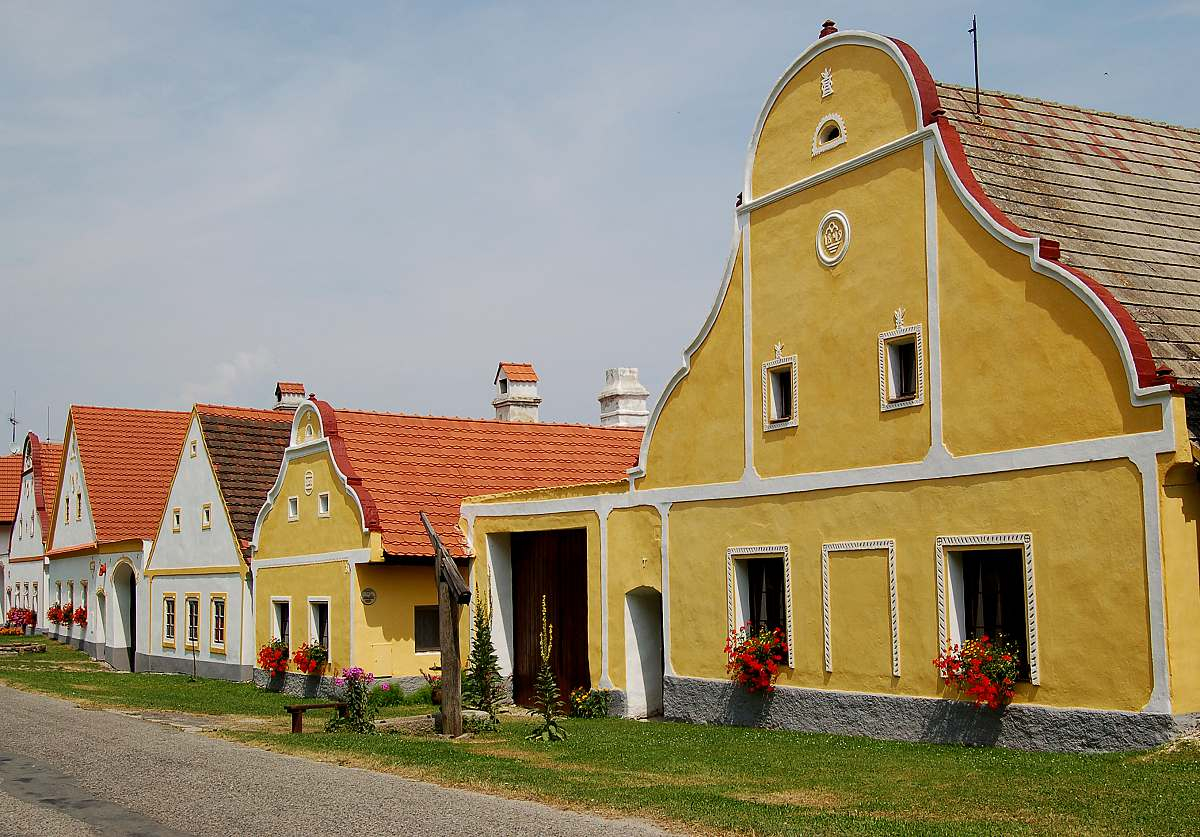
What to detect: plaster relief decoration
<box><xmin>811</xmin><ymin>113</ymin><xmax>847</xmax><ymax>157</ymax></box>
<box><xmin>816</xmin><ymin>209</ymin><xmax>850</xmax><ymax>266</ymax></box>
<box><xmin>820</xmin><ymin>67</ymin><xmax>833</xmax><ymax>98</ymax></box>
<box><xmin>726</xmin><ymin>544</ymin><xmax>795</xmax><ymax>667</ymax></box>
<box><xmin>761</xmin><ymin>342</ymin><xmax>799</xmax><ymax>431</ymax></box>
<box><xmin>304</xmin><ymin>470</ymin><xmax>314</xmax><ymax>496</ymax></box>
<box><xmin>935</xmin><ymin>534</ymin><xmax>1040</xmax><ymax>685</ymax></box>
<box><xmin>877</xmin><ymin>308</ymin><xmax>925</xmax><ymax>412</ymax></box>
<box><xmin>821</xmin><ymin>540</ymin><xmax>900</xmax><ymax>676</ymax></box>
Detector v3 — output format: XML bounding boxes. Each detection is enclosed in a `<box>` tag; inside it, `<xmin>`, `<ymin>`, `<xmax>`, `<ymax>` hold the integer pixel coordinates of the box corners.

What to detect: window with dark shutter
<box><xmin>414</xmin><ymin>605</ymin><xmax>440</xmax><ymax>652</ymax></box>
<box><xmin>961</xmin><ymin>549</ymin><xmax>1030</xmax><ymax>681</ymax></box>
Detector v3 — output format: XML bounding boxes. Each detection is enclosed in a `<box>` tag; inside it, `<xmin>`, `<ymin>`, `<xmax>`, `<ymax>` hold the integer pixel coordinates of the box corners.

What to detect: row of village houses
<box><xmin>3</xmin><ymin>24</ymin><xmax>1200</xmax><ymax>752</ymax></box>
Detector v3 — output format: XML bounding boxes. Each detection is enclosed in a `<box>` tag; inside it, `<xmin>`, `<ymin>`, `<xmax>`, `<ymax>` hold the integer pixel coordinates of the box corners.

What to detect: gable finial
<box><xmin>774</xmin><ymin>341</ymin><xmax>784</xmax><ymax>360</ymax></box>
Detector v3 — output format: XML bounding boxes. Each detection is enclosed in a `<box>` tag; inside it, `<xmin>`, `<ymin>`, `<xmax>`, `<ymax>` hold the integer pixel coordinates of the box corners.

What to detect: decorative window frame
<box><xmin>725</xmin><ymin>544</ymin><xmax>795</xmax><ymax>667</ymax></box>
<box><xmin>171</xmin><ymin>507</ymin><xmax>182</xmax><ymax>533</ymax></box>
<box><xmin>287</xmin><ymin>496</ymin><xmax>299</xmax><ymax>522</ymax></box>
<box><xmin>317</xmin><ymin>491</ymin><xmax>331</xmax><ymax>518</ymax></box>
<box><xmin>821</xmin><ymin>540</ymin><xmax>900</xmax><ymax>676</ymax></box>
<box><xmin>811</xmin><ymin>112</ymin><xmax>847</xmax><ymax>156</ymax></box>
<box><xmin>201</xmin><ymin>503</ymin><xmax>212</xmax><ymax>531</ymax></box>
<box><xmin>878</xmin><ymin>318</ymin><xmax>925</xmax><ymax>412</ymax></box>
<box><xmin>935</xmin><ymin>533</ymin><xmax>1040</xmax><ymax>685</ymax></box>
<box><xmin>307</xmin><ymin>595</ymin><xmax>332</xmax><ymax>652</ymax></box>
<box><xmin>761</xmin><ymin>352</ymin><xmax>799</xmax><ymax>432</ymax></box>
<box><xmin>209</xmin><ymin>593</ymin><xmax>227</xmax><ymax>654</ymax></box>
<box><xmin>184</xmin><ymin>593</ymin><xmax>201</xmax><ymax>650</ymax></box>
<box><xmin>162</xmin><ymin>593</ymin><xmax>176</xmax><ymax>648</ymax></box>
<box><xmin>189</xmin><ymin>439</ymin><xmax>198</xmax><ymax>458</ymax></box>
<box><xmin>271</xmin><ymin>596</ymin><xmax>292</xmax><ymax>648</ymax></box>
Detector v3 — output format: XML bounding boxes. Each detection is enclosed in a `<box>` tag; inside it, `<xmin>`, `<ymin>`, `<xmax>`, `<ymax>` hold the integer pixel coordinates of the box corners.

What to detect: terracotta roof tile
<box><xmin>195</xmin><ymin>405</ymin><xmax>292</xmax><ymax>549</ymax></box>
<box><xmin>316</xmin><ymin>403</ymin><xmax>641</xmax><ymax>558</ymax></box>
<box><xmin>935</xmin><ymin>81</ymin><xmax>1200</xmax><ymax>386</ymax></box>
<box><xmin>33</xmin><ymin>438</ymin><xmax>63</xmax><ymax>542</ymax></box>
<box><xmin>275</xmin><ymin>382</ymin><xmax>306</xmax><ymax>396</ymax></box>
<box><xmin>496</xmin><ymin>363</ymin><xmax>538</xmax><ymax>383</ymax></box>
<box><xmin>69</xmin><ymin>406</ymin><xmax>191</xmax><ymax>543</ymax></box>
<box><xmin>0</xmin><ymin>454</ymin><xmax>21</xmax><ymax>522</ymax></box>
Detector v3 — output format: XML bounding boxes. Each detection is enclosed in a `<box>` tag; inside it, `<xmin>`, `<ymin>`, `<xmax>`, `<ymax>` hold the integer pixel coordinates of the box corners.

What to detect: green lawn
<box><xmin>3</xmin><ymin>635</ymin><xmax>1198</xmax><ymax>835</ymax></box>
<box><xmin>0</xmin><ymin>635</ymin><xmax>427</xmax><ymax>721</ymax></box>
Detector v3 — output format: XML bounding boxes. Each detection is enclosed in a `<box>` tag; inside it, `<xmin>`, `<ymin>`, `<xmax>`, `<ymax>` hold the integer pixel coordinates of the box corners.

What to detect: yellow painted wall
<box><xmin>254</xmin><ymin>449</ymin><xmax>371</xmax><ymax>560</ymax></box>
<box><xmin>637</xmin><ymin>249</ymin><xmax>745</xmax><ymax>490</ymax></box>
<box><xmin>1159</xmin><ymin>430</ymin><xmax>1200</xmax><ymax>712</ymax></box>
<box><xmin>936</xmin><ymin>167</ymin><xmax>1161</xmax><ymax>453</ymax></box>
<box><xmin>470</xmin><ymin>511</ymin><xmax>604</xmax><ymax>686</ymax></box>
<box><xmin>668</xmin><ymin>459</ymin><xmax>1152</xmax><ymax>711</ymax></box>
<box><xmin>353</xmin><ymin>564</ymin><xmax>455</xmax><ymax>677</ymax></box>
<box><xmin>751</xmin><ymin>144</ymin><xmax>930</xmax><ymax>476</ymax></box>
<box><xmin>752</xmin><ymin>44</ymin><xmax>919</xmax><ymax>197</ymax></box>
<box><xmin>605</xmin><ymin>506</ymin><xmax>663</xmax><ymax>691</ymax></box>
<box><xmin>255</xmin><ymin>561</ymin><xmax>351</xmax><ymax>673</ymax></box>
<box><xmin>827</xmin><ymin>547</ymin><xmax>893</xmax><ymax>678</ymax></box>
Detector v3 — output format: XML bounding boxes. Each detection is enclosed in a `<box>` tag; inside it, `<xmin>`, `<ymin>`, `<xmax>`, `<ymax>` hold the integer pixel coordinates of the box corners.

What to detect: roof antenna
<box><xmin>969</xmin><ymin>14</ymin><xmax>981</xmax><ymax>115</ymax></box>
<box><xmin>7</xmin><ymin>391</ymin><xmax>17</xmax><ymax>453</ymax></box>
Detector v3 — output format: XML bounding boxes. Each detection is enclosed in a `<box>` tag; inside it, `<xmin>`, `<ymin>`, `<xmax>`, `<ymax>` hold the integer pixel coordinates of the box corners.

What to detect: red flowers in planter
<box><xmin>257</xmin><ymin>640</ymin><xmax>289</xmax><ymax>676</ymax></box>
<box><xmin>293</xmin><ymin>641</ymin><xmax>328</xmax><ymax>675</ymax></box>
<box><xmin>933</xmin><ymin>634</ymin><xmax>1019</xmax><ymax>711</ymax></box>
<box><xmin>59</xmin><ymin>603</ymin><xmax>74</xmax><ymax>626</ymax></box>
<box><xmin>5</xmin><ymin>608</ymin><xmax>35</xmax><ymax>627</ymax></box>
<box><xmin>73</xmin><ymin>607</ymin><xmax>87</xmax><ymax>628</ymax></box>
<box><xmin>725</xmin><ymin>622</ymin><xmax>789</xmax><ymax>694</ymax></box>
<box><xmin>47</xmin><ymin>605</ymin><xmax>62</xmax><ymax>625</ymax></box>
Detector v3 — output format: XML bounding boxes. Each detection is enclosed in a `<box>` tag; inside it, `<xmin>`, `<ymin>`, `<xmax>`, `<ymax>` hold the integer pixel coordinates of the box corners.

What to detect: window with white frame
<box><xmin>211</xmin><ymin>596</ymin><xmax>226</xmax><ymax>650</ymax></box>
<box><xmin>317</xmin><ymin>492</ymin><xmax>330</xmax><ymax>518</ymax></box>
<box><xmin>310</xmin><ymin>600</ymin><xmax>330</xmax><ymax>651</ymax></box>
<box><xmin>811</xmin><ymin>113</ymin><xmax>847</xmax><ymax>156</ymax></box>
<box><xmin>172</xmin><ymin>508</ymin><xmax>182</xmax><ymax>533</ymax></box>
<box><xmin>287</xmin><ymin>496</ymin><xmax>299</xmax><ymax>522</ymax></box>
<box><xmin>75</xmin><ymin>491</ymin><xmax>81</xmax><ymax>520</ymax></box>
<box><xmin>762</xmin><ymin>349</ymin><xmax>799</xmax><ymax>431</ymax></box>
<box><xmin>162</xmin><ymin>596</ymin><xmax>176</xmax><ymax>646</ymax></box>
<box><xmin>726</xmin><ymin>545</ymin><xmax>795</xmax><ymax>667</ymax></box>
<box><xmin>190</xmin><ymin>439</ymin><xmax>198</xmax><ymax>458</ymax></box>
<box><xmin>273</xmin><ymin>600</ymin><xmax>291</xmax><ymax>649</ymax></box>
<box><xmin>201</xmin><ymin>503</ymin><xmax>212</xmax><ymax>530</ymax></box>
<box><xmin>185</xmin><ymin>596</ymin><xmax>200</xmax><ymax>649</ymax></box>
<box><xmin>878</xmin><ymin>311</ymin><xmax>924</xmax><ymax>411</ymax></box>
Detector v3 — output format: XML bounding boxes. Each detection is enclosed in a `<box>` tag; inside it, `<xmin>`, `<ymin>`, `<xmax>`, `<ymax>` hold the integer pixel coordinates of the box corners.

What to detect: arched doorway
<box><xmin>110</xmin><ymin>562</ymin><xmax>137</xmax><ymax>671</ymax></box>
<box><xmin>624</xmin><ymin>587</ymin><xmax>664</xmax><ymax>718</ymax></box>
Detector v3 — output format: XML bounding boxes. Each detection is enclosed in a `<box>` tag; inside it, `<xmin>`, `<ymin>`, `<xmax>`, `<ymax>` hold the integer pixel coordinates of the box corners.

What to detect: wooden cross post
<box><xmin>420</xmin><ymin>512</ymin><xmax>471</xmax><ymax>737</ymax></box>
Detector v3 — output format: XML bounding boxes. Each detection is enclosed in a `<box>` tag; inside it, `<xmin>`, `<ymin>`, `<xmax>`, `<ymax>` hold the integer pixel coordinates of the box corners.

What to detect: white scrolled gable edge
<box><xmin>249</xmin><ymin>398</ymin><xmax>371</xmax><ymax>555</ymax></box>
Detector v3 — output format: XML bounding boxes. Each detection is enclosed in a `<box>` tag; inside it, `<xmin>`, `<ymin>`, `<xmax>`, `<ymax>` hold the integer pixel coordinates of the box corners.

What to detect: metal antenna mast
<box><xmin>7</xmin><ymin>392</ymin><xmax>17</xmax><ymax>451</ymax></box>
<box><xmin>969</xmin><ymin>14</ymin><xmax>981</xmax><ymax>114</ymax></box>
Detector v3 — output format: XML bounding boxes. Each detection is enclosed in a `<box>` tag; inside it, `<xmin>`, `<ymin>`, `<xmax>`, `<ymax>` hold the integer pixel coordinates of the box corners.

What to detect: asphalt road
<box><xmin>0</xmin><ymin>685</ymin><xmax>669</xmax><ymax>836</ymax></box>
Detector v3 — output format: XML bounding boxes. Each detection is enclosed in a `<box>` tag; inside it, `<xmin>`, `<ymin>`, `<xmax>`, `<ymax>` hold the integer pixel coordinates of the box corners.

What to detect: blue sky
<box><xmin>2</xmin><ymin>1</ymin><xmax>1198</xmax><ymax>443</ymax></box>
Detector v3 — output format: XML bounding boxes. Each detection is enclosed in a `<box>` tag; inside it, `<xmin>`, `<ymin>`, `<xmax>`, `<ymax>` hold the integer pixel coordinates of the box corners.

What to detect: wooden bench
<box><xmin>283</xmin><ymin>701</ymin><xmax>348</xmax><ymax>734</ymax></box>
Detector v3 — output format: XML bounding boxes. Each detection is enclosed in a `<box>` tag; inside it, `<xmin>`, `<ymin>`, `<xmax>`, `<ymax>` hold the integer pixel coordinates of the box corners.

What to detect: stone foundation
<box><xmin>251</xmin><ymin>669</ymin><xmax>427</xmax><ymax>698</ymax></box>
<box><xmin>664</xmin><ymin>675</ymin><xmax>1196</xmax><ymax>753</ymax></box>
<box><xmin>136</xmin><ymin>653</ymin><xmax>252</xmax><ymax>682</ymax></box>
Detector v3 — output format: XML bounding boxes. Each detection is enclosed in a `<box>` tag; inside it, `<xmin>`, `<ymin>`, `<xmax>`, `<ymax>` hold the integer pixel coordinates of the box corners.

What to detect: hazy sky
<box><xmin>3</xmin><ymin>1</ymin><xmax>1198</xmax><ymax>445</ymax></box>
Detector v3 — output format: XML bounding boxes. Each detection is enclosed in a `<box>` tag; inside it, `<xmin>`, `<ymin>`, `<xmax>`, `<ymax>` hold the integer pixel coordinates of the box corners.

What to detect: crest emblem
<box><xmin>816</xmin><ymin>210</ymin><xmax>851</xmax><ymax>266</ymax></box>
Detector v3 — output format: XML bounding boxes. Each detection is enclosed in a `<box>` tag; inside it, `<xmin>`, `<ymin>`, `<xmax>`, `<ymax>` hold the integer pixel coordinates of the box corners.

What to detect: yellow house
<box><xmin>461</xmin><ymin>24</ymin><xmax>1200</xmax><ymax>750</ymax></box>
<box><xmin>250</xmin><ymin>379</ymin><xmax>641</xmax><ymax>694</ymax></box>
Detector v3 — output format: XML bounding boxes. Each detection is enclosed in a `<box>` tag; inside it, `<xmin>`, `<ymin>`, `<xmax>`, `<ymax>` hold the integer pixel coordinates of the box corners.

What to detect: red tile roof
<box><xmin>275</xmin><ymin>382</ymin><xmax>306</xmax><ymax>396</ymax></box>
<box><xmin>67</xmin><ymin>406</ymin><xmax>191</xmax><ymax>544</ymax></box>
<box><xmin>31</xmin><ymin>437</ymin><xmax>63</xmax><ymax>543</ymax></box>
<box><xmin>496</xmin><ymin>363</ymin><xmax>538</xmax><ymax>383</ymax></box>
<box><xmin>0</xmin><ymin>454</ymin><xmax>21</xmax><ymax>523</ymax></box>
<box><xmin>195</xmin><ymin>405</ymin><xmax>292</xmax><ymax>554</ymax></box>
<box><xmin>310</xmin><ymin>400</ymin><xmax>641</xmax><ymax>558</ymax></box>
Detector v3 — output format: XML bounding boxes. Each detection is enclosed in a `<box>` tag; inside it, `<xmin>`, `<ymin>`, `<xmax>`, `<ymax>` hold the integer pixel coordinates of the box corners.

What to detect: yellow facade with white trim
<box><xmin>462</xmin><ymin>31</ymin><xmax>1200</xmax><ymax>732</ymax></box>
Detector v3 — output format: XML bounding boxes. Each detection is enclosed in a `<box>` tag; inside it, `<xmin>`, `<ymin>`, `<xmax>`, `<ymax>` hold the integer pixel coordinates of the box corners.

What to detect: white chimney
<box><xmin>493</xmin><ymin>363</ymin><xmax>541</xmax><ymax>422</ymax></box>
<box><xmin>598</xmin><ymin>368</ymin><xmax>649</xmax><ymax>427</ymax></box>
<box><xmin>274</xmin><ymin>381</ymin><xmax>306</xmax><ymax>412</ymax></box>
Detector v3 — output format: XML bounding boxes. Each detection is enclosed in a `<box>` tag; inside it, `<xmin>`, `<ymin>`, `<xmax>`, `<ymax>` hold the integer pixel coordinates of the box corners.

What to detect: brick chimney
<box><xmin>598</xmin><ymin>368</ymin><xmax>649</xmax><ymax>428</ymax></box>
<box><xmin>274</xmin><ymin>381</ymin><xmax>306</xmax><ymax>411</ymax></box>
<box><xmin>493</xmin><ymin>363</ymin><xmax>541</xmax><ymax>422</ymax></box>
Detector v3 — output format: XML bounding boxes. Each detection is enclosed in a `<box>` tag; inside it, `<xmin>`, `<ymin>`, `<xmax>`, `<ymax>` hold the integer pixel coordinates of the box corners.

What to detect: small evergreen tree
<box><xmin>463</xmin><ymin>586</ymin><xmax>503</xmax><ymax>729</ymax></box>
<box><xmin>526</xmin><ymin>595</ymin><xmax>567</xmax><ymax>742</ymax></box>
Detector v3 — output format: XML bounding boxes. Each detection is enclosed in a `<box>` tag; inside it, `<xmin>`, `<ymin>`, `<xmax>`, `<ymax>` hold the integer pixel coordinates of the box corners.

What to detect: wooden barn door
<box><xmin>511</xmin><ymin>529</ymin><xmax>590</xmax><ymax>706</ymax></box>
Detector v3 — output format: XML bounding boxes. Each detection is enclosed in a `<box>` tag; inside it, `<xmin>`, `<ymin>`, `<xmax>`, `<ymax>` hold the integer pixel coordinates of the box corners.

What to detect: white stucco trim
<box><xmin>922</xmin><ymin>140</ymin><xmax>946</xmax><ymax>452</ymax></box>
<box><xmin>821</xmin><ymin>540</ymin><xmax>899</xmax><ymax>677</ymax></box>
<box><xmin>598</xmin><ymin>512</ymin><xmax>612</xmax><ymax>689</ymax></box>
<box><xmin>251</xmin><ymin>548</ymin><xmax>371</xmax><ymax>576</ymax></box>
<box><xmin>725</xmin><ymin>544</ymin><xmax>794</xmax><ymax>668</ymax></box>
<box><xmin>657</xmin><ymin>504</ymin><xmax>673</xmax><ymax>677</ymax></box>
<box><xmin>811</xmin><ymin>113</ymin><xmax>848</xmax><ymax>157</ymax></box>
<box><xmin>935</xmin><ymin>533</ymin><xmax>1039</xmax><ymax>686</ymax></box>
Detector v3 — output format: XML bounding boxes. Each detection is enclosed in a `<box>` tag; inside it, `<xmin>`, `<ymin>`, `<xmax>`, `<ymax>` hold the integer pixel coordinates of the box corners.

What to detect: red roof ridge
<box><xmin>332</xmin><ymin>406</ymin><xmax>643</xmax><ymax>433</ymax></box>
<box><xmin>71</xmin><ymin>404</ymin><xmax>190</xmax><ymax>415</ymax></box>
<box><xmin>195</xmin><ymin>403</ymin><xmax>294</xmax><ymax>422</ymax></box>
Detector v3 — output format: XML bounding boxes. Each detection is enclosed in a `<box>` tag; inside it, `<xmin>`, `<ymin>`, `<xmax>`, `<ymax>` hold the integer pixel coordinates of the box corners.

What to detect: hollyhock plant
<box><xmin>933</xmin><ymin>634</ymin><xmax>1020</xmax><ymax>711</ymax></box>
<box><xmin>327</xmin><ymin>667</ymin><xmax>376</xmax><ymax>733</ymax></box>
<box><xmin>257</xmin><ymin>639</ymin><xmax>289</xmax><ymax>676</ymax></box>
<box><xmin>725</xmin><ymin>622</ymin><xmax>789</xmax><ymax>694</ymax></box>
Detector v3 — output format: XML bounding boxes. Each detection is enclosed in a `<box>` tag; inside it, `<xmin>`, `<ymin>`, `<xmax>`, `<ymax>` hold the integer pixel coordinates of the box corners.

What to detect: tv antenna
<box><xmin>969</xmin><ymin>14</ymin><xmax>981</xmax><ymax>114</ymax></box>
<box><xmin>7</xmin><ymin>392</ymin><xmax>17</xmax><ymax>453</ymax></box>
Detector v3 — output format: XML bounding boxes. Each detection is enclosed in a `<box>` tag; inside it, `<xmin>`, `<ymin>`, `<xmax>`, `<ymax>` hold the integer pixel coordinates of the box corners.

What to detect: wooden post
<box><xmin>421</xmin><ymin>512</ymin><xmax>470</xmax><ymax>738</ymax></box>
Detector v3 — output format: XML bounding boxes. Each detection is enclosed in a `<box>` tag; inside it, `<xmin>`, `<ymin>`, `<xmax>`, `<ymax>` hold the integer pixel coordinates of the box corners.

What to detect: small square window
<box><xmin>172</xmin><ymin>508</ymin><xmax>182</xmax><ymax>533</ymax></box>
<box><xmin>878</xmin><ymin>321</ymin><xmax>925</xmax><ymax>412</ymax></box>
<box><xmin>201</xmin><ymin>503</ymin><xmax>212</xmax><ymax>530</ymax></box>
<box><xmin>414</xmin><ymin>605</ymin><xmax>440</xmax><ymax>653</ymax></box>
<box><xmin>761</xmin><ymin>354</ymin><xmax>799</xmax><ymax>431</ymax></box>
<box><xmin>317</xmin><ymin>492</ymin><xmax>330</xmax><ymax>518</ymax></box>
<box><xmin>287</xmin><ymin>496</ymin><xmax>299</xmax><ymax>522</ymax></box>
<box><xmin>190</xmin><ymin>440</ymin><xmax>198</xmax><ymax>458</ymax></box>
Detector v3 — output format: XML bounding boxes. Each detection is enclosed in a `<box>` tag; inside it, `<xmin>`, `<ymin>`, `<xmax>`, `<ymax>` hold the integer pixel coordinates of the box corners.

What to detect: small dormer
<box><xmin>292</xmin><ymin>403</ymin><xmax>322</xmax><ymax>446</ymax></box>
<box><xmin>493</xmin><ymin>363</ymin><xmax>541</xmax><ymax>423</ymax></box>
<box><xmin>274</xmin><ymin>381</ymin><xmax>306</xmax><ymax>412</ymax></box>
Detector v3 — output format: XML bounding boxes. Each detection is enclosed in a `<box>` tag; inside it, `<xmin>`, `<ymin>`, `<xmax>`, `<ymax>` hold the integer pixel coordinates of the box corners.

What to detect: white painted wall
<box><xmin>624</xmin><ymin>588</ymin><xmax>664</xmax><ymax>718</ymax></box>
<box><xmin>50</xmin><ymin>429</ymin><xmax>96</xmax><ymax>551</ymax></box>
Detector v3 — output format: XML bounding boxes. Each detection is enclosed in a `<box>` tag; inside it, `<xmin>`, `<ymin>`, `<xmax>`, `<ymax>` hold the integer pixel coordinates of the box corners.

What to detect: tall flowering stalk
<box><xmin>327</xmin><ymin>667</ymin><xmax>377</xmax><ymax>733</ymax></box>
<box><xmin>725</xmin><ymin>622</ymin><xmax>788</xmax><ymax>694</ymax></box>
<box><xmin>933</xmin><ymin>634</ymin><xmax>1019</xmax><ymax>711</ymax></box>
<box><xmin>526</xmin><ymin>595</ymin><xmax>567</xmax><ymax>742</ymax></box>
